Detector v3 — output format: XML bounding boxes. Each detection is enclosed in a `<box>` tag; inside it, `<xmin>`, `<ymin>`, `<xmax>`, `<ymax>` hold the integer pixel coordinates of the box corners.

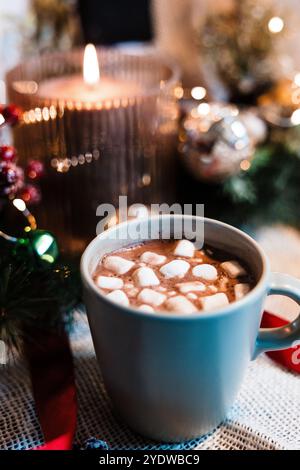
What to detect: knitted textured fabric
<box><xmin>0</xmin><ymin>311</ymin><xmax>299</xmax><ymax>451</ymax></box>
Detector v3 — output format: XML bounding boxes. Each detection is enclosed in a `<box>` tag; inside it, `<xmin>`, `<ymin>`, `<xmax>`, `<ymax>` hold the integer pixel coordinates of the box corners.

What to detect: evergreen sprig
<box><xmin>223</xmin><ymin>138</ymin><xmax>300</xmax><ymax>228</ymax></box>
<box><xmin>0</xmin><ymin>238</ymin><xmax>81</xmax><ymax>353</ymax></box>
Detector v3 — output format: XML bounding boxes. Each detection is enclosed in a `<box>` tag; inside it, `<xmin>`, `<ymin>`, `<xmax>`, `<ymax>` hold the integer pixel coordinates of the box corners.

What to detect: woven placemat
<box><xmin>0</xmin><ymin>309</ymin><xmax>299</xmax><ymax>450</ymax></box>
<box><xmin>1</xmin><ymin>225</ymin><xmax>300</xmax><ymax>450</ymax></box>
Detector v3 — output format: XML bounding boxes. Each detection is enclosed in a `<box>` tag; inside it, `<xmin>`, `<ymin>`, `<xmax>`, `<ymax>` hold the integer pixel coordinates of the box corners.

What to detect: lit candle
<box><xmin>7</xmin><ymin>46</ymin><xmax>179</xmax><ymax>255</ymax></box>
<box><xmin>37</xmin><ymin>44</ymin><xmax>141</xmax><ymax>103</ymax></box>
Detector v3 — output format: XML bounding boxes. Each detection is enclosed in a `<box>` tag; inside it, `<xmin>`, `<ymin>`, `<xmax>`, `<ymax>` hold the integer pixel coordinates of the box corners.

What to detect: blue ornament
<box><xmin>82</xmin><ymin>437</ymin><xmax>110</xmax><ymax>450</ymax></box>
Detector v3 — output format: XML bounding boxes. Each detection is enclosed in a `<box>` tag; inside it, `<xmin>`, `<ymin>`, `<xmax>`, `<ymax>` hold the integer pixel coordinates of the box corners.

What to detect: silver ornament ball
<box><xmin>180</xmin><ymin>102</ymin><xmax>255</xmax><ymax>182</ymax></box>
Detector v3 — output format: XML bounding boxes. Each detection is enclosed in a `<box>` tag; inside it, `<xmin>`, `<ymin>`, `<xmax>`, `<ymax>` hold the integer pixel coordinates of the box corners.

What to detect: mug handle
<box><xmin>253</xmin><ymin>272</ymin><xmax>300</xmax><ymax>359</ymax></box>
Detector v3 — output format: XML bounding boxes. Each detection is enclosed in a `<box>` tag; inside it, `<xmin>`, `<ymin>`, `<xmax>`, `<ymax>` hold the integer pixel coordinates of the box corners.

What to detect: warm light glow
<box><xmin>142</xmin><ymin>174</ymin><xmax>151</xmax><ymax>186</ymax></box>
<box><xmin>231</xmin><ymin>121</ymin><xmax>246</xmax><ymax>138</ymax></box>
<box><xmin>191</xmin><ymin>86</ymin><xmax>207</xmax><ymax>100</ymax></box>
<box><xmin>42</xmin><ymin>107</ymin><xmax>50</xmax><ymax>121</ymax></box>
<box><xmin>294</xmin><ymin>73</ymin><xmax>300</xmax><ymax>87</ymax></box>
<box><xmin>197</xmin><ymin>102</ymin><xmax>211</xmax><ymax>116</ymax></box>
<box><xmin>0</xmin><ymin>113</ymin><xmax>4</xmax><ymax>126</ymax></box>
<box><xmin>83</xmin><ymin>44</ymin><xmax>100</xmax><ymax>86</ymax></box>
<box><xmin>13</xmin><ymin>198</ymin><xmax>26</xmax><ymax>212</ymax></box>
<box><xmin>174</xmin><ymin>86</ymin><xmax>184</xmax><ymax>99</ymax></box>
<box><xmin>268</xmin><ymin>17</ymin><xmax>284</xmax><ymax>33</ymax></box>
<box><xmin>13</xmin><ymin>80</ymin><xmax>38</xmax><ymax>95</ymax></box>
<box><xmin>291</xmin><ymin>109</ymin><xmax>300</xmax><ymax>125</ymax></box>
<box><xmin>240</xmin><ymin>160</ymin><xmax>251</xmax><ymax>171</ymax></box>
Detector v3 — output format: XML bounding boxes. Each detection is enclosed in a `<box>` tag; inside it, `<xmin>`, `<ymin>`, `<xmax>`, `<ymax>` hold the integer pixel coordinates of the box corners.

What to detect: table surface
<box><xmin>0</xmin><ymin>224</ymin><xmax>300</xmax><ymax>450</ymax></box>
<box><xmin>256</xmin><ymin>225</ymin><xmax>300</xmax><ymax>322</ymax></box>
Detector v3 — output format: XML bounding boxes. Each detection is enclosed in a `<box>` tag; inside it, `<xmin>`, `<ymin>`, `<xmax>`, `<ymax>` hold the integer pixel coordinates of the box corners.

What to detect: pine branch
<box><xmin>0</xmin><ymin>239</ymin><xmax>81</xmax><ymax>353</ymax></box>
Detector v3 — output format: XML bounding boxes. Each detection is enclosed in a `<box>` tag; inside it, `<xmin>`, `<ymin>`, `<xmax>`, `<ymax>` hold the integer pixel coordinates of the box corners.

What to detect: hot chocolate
<box><xmin>93</xmin><ymin>239</ymin><xmax>254</xmax><ymax>314</ymax></box>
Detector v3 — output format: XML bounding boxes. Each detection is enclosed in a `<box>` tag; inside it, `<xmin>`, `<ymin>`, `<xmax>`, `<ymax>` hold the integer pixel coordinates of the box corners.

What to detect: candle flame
<box><xmin>83</xmin><ymin>44</ymin><xmax>100</xmax><ymax>86</ymax></box>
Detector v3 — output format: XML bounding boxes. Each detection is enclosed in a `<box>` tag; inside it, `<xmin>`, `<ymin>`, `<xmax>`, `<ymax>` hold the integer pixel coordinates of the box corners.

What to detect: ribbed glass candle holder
<box><xmin>6</xmin><ymin>48</ymin><xmax>180</xmax><ymax>255</ymax></box>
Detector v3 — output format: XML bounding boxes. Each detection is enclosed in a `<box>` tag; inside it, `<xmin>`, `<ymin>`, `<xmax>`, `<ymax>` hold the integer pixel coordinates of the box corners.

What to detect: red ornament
<box><xmin>0</xmin><ymin>145</ymin><xmax>17</xmax><ymax>162</ymax></box>
<box><xmin>0</xmin><ymin>161</ymin><xmax>24</xmax><ymax>197</ymax></box>
<box><xmin>20</xmin><ymin>184</ymin><xmax>41</xmax><ymax>205</ymax></box>
<box><xmin>1</xmin><ymin>104</ymin><xmax>22</xmax><ymax>126</ymax></box>
<box><xmin>27</xmin><ymin>159</ymin><xmax>44</xmax><ymax>179</ymax></box>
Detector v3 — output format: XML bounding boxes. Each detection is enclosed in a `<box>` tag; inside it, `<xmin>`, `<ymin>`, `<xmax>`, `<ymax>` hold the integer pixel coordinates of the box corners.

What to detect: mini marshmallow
<box><xmin>157</xmin><ymin>286</ymin><xmax>167</xmax><ymax>292</ymax></box>
<box><xmin>174</xmin><ymin>239</ymin><xmax>195</xmax><ymax>258</ymax></box>
<box><xmin>137</xmin><ymin>304</ymin><xmax>154</xmax><ymax>313</ymax></box>
<box><xmin>187</xmin><ymin>292</ymin><xmax>197</xmax><ymax>300</ymax></box>
<box><xmin>192</xmin><ymin>264</ymin><xmax>218</xmax><ymax>281</ymax></box>
<box><xmin>200</xmin><ymin>293</ymin><xmax>229</xmax><ymax>311</ymax></box>
<box><xmin>133</xmin><ymin>267</ymin><xmax>160</xmax><ymax>287</ymax></box>
<box><xmin>176</xmin><ymin>281</ymin><xmax>206</xmax><ymax>294</ymax></box>
<box><xmin>221</xmin><ymin>261</ymin><xmax>246</xmax><ymax>278</ymax></box>
<box><xmin>103</xmin><ymin>256</ymin><xmax>135</xmax><ymax>275</ymax></box>
<box><xmin>138</xmin><ymin>288</ymin><xmax>166</xmax><ymax>307</ymax></box>
<box><xmin>190</xmin><ymin>257</ymin><xmax>203</xmax><ymax>263</ymax></box>
<box><xmin>96</xmin><ymin>276</ymin><xmax>124</xmax><ymax>290</ymax></box>
<box><xmin>168</xmin><ymin>291</ymin><xmax>177</xmax><ymax>297</ymax></box>
<box><xmin>218</xmin><ymin>277</ymin><xmax>229</xmax><ymax>291</ymax></box>
<box><xmin>208</xmin><ymin>285</ymin><xmax>218</xmax><ymax>293</ymax></box>
<box><xmin>127</xmin><ymin>288</ymin><xmax>139</xmax><ymax>298</ymax></box>
<box><xmin>125</xmin><ymin>283</ymin><xmax>134</xmax><ymax>289</ymax></box>
<box><xmin>234</xmin><ymin>283</ymin><xmax>250</xmax><ymax>300</ymax></box>
<box><xmin>140</xmin><ymin>251</ymin><xmax>167</xmax><ymax>266</ymax></box>
<box><xmin>160</xmin><ymin>260</ymin><xmax>190</xmax><ymax>278</ymax></box>
<box><xmin>165</xmin><ymin>296</ymin><xmax>197</xmax><ymax>314</ymax></box>
<box><xmin>106</xmin><ymin>289</ymin><xmax>129</xmax><ymax>306</ymax></box>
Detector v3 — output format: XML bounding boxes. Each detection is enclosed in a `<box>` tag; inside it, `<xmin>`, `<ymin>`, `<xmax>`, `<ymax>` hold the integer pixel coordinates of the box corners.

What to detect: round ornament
<box><xmin>0</xmin><ymin>161</ymin><xmax>24</xmax><ymax>197</ymax></box>
<box><xmin>180</xmin><ymin>102</ymin><xmax>255</xmax><ymax>182</ymax></box>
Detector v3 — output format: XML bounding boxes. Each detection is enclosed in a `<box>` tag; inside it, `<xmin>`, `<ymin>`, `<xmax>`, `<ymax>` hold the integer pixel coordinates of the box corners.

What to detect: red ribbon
<box><xmin>24</xmin><ymin>312</ymin><xmax>299</xmax><ymax>450</ymax></box>
<box><xmin>25</xmin><ymin>331</ymin><xmax>77</xmax><ymax>450</ymax></box>
<box><xmin>261</xmin><ymin>312</ymin><xmax>300</xmax><ymax>373</ymax></box>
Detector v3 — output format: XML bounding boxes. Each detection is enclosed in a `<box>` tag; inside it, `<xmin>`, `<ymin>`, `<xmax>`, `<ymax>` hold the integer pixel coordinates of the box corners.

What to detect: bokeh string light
<box><xmin>268</xmin><ymin>16</ymin><xmax>284</xmax><ymax>34</ymax></box>
<box><xmin>0</xmin><ymin>198</ymin><xmax>58</xmax><ymax>264</ymax></box>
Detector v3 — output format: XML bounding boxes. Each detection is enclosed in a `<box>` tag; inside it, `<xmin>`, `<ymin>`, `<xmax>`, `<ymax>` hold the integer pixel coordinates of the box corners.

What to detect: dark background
<box><xmin>76</xmin><ymin>0</ymin><xmax>231</xmax><ymax>225</ymax></box>
<box><xmin>78</xmin><ymin>0</ymin><xmax>153</xmax><ymax>44</ymax></box>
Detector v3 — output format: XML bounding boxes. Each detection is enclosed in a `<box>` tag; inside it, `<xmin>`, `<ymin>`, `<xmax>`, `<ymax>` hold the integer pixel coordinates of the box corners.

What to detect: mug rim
<box><xmin>81</xmin><ymin>214</ymin><xmax>270</xmax><ymax>321</ymax></box>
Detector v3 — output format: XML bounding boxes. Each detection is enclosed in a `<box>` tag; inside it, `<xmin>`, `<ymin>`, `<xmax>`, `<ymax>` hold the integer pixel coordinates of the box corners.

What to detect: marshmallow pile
<box><xmin>95</xmin><ymin>239</ymin><xmax>252</xmax><ymax>315</ymax></box>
